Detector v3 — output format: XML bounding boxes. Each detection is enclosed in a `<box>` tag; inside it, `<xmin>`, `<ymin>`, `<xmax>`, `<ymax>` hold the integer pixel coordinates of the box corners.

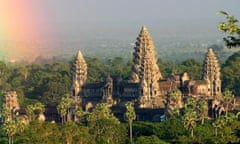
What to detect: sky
<box><xmin>0</xmin><ymin>0</ymin><xmax>240</xmax><ymax>61</ymax></box>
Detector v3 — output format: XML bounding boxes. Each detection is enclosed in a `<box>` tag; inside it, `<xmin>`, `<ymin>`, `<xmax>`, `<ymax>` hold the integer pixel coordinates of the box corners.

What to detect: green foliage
<box><xmin>166</xmin><ymin>89</ymin><xmax>183</xmax><ymax>117</ymax></box>
<box><xmin>183</xmin><ymin>98</ymin><xmax>198</xmax><ymax>137</ymax></box>
<box><xmin>26</xmin><ymin>102</ymin><xmax>45</xmax><ymax>121</ymax></box>
<box><xmin>125</xmin><ymin>102</ymin><xmax>136</xmax><ymax>122</ymax></box>
<box><xmin>222</xmin><ymin>51</ymin><xmax>240</xmax><ymax>95</ymax></box>
<box><xmin>61</xmin><ymin>122</ymin><xmax>83</xmax><ymax>144</ymax></box>
<box><xmin>211</xmin><ymin>114</ymin><xmax>240</xmax><ymax>143</ymax></box>
<box><xmin>180</xmin><ymin>59</ymin><xmax>202</xmax><ymax>79</ymax></box>
<box><xmin>217</xmin><ymin>11</ymin><xmax>240</xmax><ymax>47</ymax></box>
<box><xmin>2</xmin><ymin>120</ymin><xmax>17</xmax><ymax>144</ymax></box>
<box><xmin>57</xmin><ymin>95</ymin><xmax>73</xmax><ymax>124</ymax></box>
<box><xmin>87</xmin><ymin>103</ymin><xmax>126</xmax><ymax>144</ymax></box>
<box><xmin>159</xmin><ymin>117</ymin><xmax>186</xmax><ymax>141</ymax></box>
<box><xmin>223</xmin><ymin>90</ymin><xmax>234</xmax><ymax>115</ymax></box>
<box><xmin>135</xmin><ymin>135</ymin><xmax>168</xmax><ymax>144</ymax></box>
<box><xmin>197</xmin><ymin>100</ymin><xmax>208</xmax><ymax>125</ymax></box>
<box><xmin>1</xmin><ymin>104</ymin><xmax>11</xmax><ymax>121</ymax></box>
<box><xmin>17</xmin><ymin>121</ymin><xmax>61</xmax><ymax>144</ymax></box>
<box><xmin>133</xmin><ymin>122</ymin><xmax>161</xmax><ymax>138</ymax></box>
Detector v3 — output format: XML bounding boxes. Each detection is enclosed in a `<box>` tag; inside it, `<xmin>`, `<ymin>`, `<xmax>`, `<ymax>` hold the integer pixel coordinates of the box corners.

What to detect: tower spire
<box><xmin>130</xmin><ymin>25</ymin><xmax>162</xmax><ymax>82</ymax></box>
<box><xmin>129</xmin><ymin>25</ymin><xmax>163</xmax><ymax>108</ymax></box>
<box><xmin>71</xmin><ymin>50</ymin><xmax>87</xmax><ymax>97</ymax></box>
<box><xmin>203</xmin><ymin>48</ymin><xmax>221</xmax><ymax>97</ymax></box>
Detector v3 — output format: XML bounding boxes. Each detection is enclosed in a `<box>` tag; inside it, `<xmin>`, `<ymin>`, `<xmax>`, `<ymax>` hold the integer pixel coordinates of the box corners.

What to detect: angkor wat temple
<box><xmin>71</xmin><ymin>26</ymin><xmax>225</xmax><ymax>121</ymax></box>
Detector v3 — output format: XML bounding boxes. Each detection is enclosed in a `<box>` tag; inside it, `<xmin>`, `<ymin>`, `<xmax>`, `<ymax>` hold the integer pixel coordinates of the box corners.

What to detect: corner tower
<box><xmin>203</xmin><ymin>48</ymin><xmax>221</xmax><ymax>97</ymax></box>
<box><xmin>71</xmin><ymin>50</ymin><xmax>87</xmax><ymax>97</ymax></box>
<box><xmin>130</xmin><ymin>26</ymin><xmax>163</xmax><ymax>108</ymax></box>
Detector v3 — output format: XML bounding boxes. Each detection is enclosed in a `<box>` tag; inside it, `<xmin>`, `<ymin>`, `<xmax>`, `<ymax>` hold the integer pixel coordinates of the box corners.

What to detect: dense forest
<box><xmin>0</xmin><ymin>98</ymin><xmax>240</xmax><ymax>144</ymax></box>
<box><xmin>0</xmin><ymin>49</ymin><xmax>240</xmax><ymax>143</ymax></box>
<box><xmin>1</xmin><ymin>50</ymin><xmax>240</xmax><ymax>108</ymax></box>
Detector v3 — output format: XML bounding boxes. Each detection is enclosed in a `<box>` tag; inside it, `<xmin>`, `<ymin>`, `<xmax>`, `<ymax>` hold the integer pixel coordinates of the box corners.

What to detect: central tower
<box><xmin>130</xmin><ymin>26</ymin><xmax>163</xmax><ymax>108</ymax></box>
<box><xmin>71</xmin><ymin>50</ymin><xmax>87</xmax><ymax>98</ymax></box>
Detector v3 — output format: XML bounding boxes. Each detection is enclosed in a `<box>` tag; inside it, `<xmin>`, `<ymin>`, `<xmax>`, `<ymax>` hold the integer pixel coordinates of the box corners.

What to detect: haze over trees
<box><xmin>0</xmin><ymin>10</ymin><xmax>240</xmax><ymax>144</ymax></box>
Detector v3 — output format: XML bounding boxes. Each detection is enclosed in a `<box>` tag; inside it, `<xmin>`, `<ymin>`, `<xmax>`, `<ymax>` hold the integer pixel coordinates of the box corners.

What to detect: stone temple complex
<box><xmin>71</xmin><ymin>26</ymin><xmax>224</xmax><ymax>121</ymax></box>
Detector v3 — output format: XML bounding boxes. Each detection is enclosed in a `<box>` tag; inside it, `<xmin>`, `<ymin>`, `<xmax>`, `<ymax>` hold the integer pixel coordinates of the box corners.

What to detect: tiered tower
<box><xmin>130</xmin><ymin>26</ymin><xmax>163</xmax><ymax>108</ymax></box>
<box><xmin>203</xmin><ymin>48</ymin><xmax>221</xmax><ymax>97</ymax></box>
<box><xmin>2</xmin><ymin>91</ymin><xmax>19</xmax><ymax>121</ymax></box>
<box><xmin>71</xmin><ymin>50</ymin><xmax>87</xmax><ymax>97</ymax></box>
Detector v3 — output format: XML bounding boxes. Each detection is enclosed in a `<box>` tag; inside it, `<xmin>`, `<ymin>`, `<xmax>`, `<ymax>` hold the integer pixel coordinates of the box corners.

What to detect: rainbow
<box><xmin>0</xmin><ymin>1</ymin><xmax>52</xmax><ymax>61</ymax></box>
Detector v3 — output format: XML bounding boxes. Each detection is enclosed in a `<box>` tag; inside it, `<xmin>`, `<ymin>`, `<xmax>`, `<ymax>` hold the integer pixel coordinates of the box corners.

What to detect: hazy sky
<box><xmin>1</xmin><ymin>0</ymin><xmax>240</xmax><ymax>61</ymax></box>
<box><xmin>41</xmin><ymin>0</ymin><xmax>240</xmax><ymax>41</ymax></box>
<box><xmin>1</xmin><ymin>0</ymin><xmax>240</xmax><ymax>41</ymax></box>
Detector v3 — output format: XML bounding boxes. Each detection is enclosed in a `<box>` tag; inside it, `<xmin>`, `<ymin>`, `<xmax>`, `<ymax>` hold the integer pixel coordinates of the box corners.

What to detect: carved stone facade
<box><xmin>3</xmin><ymin>91</ymin><xmax>19</xmax><ymax>111</ymax></box>
<box><xmin>72</xmin><ymin>26</ymin><xmax>222</xmax><ymax>120</ymax></box>
<box><xmin>71</xmin><ymin>50</ymin><xmax>87</xmax><ymax>99</ymax></box>
<box><xmin>2</xmin><ymin>91</ymin><xmax>20</xmax><ymax>121</ymax></box>
<box><xmin>129</xmin><ymin>26</ymin><xmax>163</xmax><ymax>108</ymax></box>
<box><xmin>203</xmin><ymin>48</ymin><xmax>221</xmax><ymax>97</ymax></box>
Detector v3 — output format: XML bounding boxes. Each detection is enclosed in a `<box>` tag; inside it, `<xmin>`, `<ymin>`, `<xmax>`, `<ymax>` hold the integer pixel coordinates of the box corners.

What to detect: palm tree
<box><xmin>34</xmin><ymin>102</ymin><xmax>45</xmax><ymax>115</ymax></box>
<box><xmin>26</xmin><ymin>105</ymin><xmax>35</xmax><ymax>121</ymax></box>
<box><xmin>183</xmin><ymin>98</ymin><xmax>197</xmax><ymax>137</ymax></box>
<box><xmin>125</xmin><ymin>102</ymin><xmax>136</xmax><ymax>144</ymax></box>
<box><xmin>15</xmin><ymin>116</ymin><xmax>27</xmax><ymax>135</ymax></box>
<box><xmin>183</xmin><ymin>111</ymin><xmax>197</xmax><ymax>137</ymax></box>
<box><xmin>57</xmin><ymin>102</ymin><xmax>67</xmax><ymax>125</ymax></box>
<box><xmin>212</xmin><ymin>116</ymin><xmax>226</xmax><ymax>136</ymax></box>
<box><xmin>74</xmin><ymin>107</ymin><xmax>88</xmax><ymax>124</ymax></box>
<box><xmin>184</xmin><ymin>98</ymin><xmax>197</xmax><ymax>112</ymax></box>
<box><xmin>1</xmin><ymin>104</ymin><xmax>11</xmax><ymax>122</ymax></box>
<box><xmin>223</xmin><ymin>90</ymin><xmax>234</xmax><ymax>116</ymax></box>
<box><xmin>57</xmin><ymin>96</ymin><xmax>73</xmax><ymax>124</ymax></box>
<box><xmin>2</xmin><ymin>120</ymin><xmax>17</xmax><ymax>144</ymax></box>
<box><xmin>166</xmin><ymin>89</ymin><xmax>183</xmax><ymax>117</ymax></box>
<box><xmin>197</xmin><ymin>100</ymin><xmax>208</xmax><ymax>125</ymax></box>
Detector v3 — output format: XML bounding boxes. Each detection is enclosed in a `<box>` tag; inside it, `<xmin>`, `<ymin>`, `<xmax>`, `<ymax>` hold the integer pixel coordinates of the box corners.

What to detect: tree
<box><xmin>85</xmin><ymin>57</ymin><xmax>107</xmax><ymax>82</ymax></box>
<box><xmin>135</xmin><ymin>135</ymin><xmax>168</xmax><ymax>144</ymax></box>
<box><xmin>166</xmin><ymin>89</ymin><xmax>183</xmax><ymax>117</ymax></box>
<box><xmin>197</xmin><ymin>100</ymin><xmax>208</xmax><ymax>125</ymax></box>
<box><xmin>125</xmin><ymin>101</ymin><xmax>136</xmax><ymax>144</ymax></box>
<box><xmin>15</xmin><ymin>116</ymin><xmax>27</xmax><ymax>134</ymax></box>
<box><xmin>183</xmin><ymin>98</ymin><xmax>197</xmax><ymax>137</ymax></box>
<box><xmin>159</xmin><ymin>117</ymin><xmax>186</xmax><ymax>141</ymax></box>
<box><xmin>180</xmin><ymin>59</ymin><xmax>202</xmax><ymax>79</ymax></box>
<box><xmin>1</xmin><ymin>104</ymin><xmax>11</xmax><ymax>122</ymax></box>
<box><xmin>0</xmin><ymin>61</ymin><xmax>8</xmax><ymax>87</ymax></box>
<box><xmin>18</xmin><ymin>121</ymin><xmax>61</xmax><ymax>144</ymax></box>
<box><xmin>183</xmin><ymin>111</ymin><xmax>197</xmax><ymax>137</ymax></box>
<box><xmin>217</xmin><ymin>11</ymin><xmax>240</xmax><ymax>47</ymax></box>
<box><xmin>26</xmin><ymin>105</ymin><xmax>35</xmax><ymax>121</ymax></box>
<box><xmin>2</xmin><ymin>120</ymin><xmax>17</xmax><ymax>144</ymax></box>
<box><xmin>222</xmin><ymin>51</ymin><xmax>240</xmax><ymax>95</ymax></box>
<box><xmin>212</xmin><ymin>114</ymin><xmax>234</xmax><ymax>137</ymax></box>
<box><xmin>57</xmin><ymin>102</ymin><xmax>67</xmax><ymax>125</ymax></box>
<box><xmin>57</xmin><ymin>95</ymin><xmax>73</xmax><ymax>124</ymax></box>
<box><xmin>74</xmin><ymin>107</ymin><xmax>89</xmax><ymax>124</ymax></box>
<box><xmin>87</xmin><ymin>103</ymin><xmax>124</xmax><ymax>144</ymax></box>
<box><xmin>222</xmin><ymin>90</ymin><xmax>234</xmax><ymax>116</ymax></box>
<box><xmin>26</xmin><ymin>102</ymin><xmax>45</xmax><ymax>122</ymax></box>
<box><xmin>61</xmin><ymin>122</ymin><xmax>79</xmax><ymax>144</ymax></box>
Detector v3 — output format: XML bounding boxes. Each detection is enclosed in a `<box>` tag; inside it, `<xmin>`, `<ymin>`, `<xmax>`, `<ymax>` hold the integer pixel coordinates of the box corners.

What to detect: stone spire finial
<box><xmin>76</xmin><ymin>50</ymin><xmax>84</xmax><ymax>59</ymax></box>
<box><xmin>71</xmin><ymin>50</ymin><xmax>87</xmax><ymax>97</ymax></box>
<box><xmin>140</xmin><ymin>25</ymin><xmax>148</xmax><ymax>32</ymax></box>
<box><xmin>129</xmin><ymin>26</ymin><xmax>163</xmax><ymax>108</ymax></box>
<box><xmin>203</xmin><ymin>48</ymin><xmax>221</xmax><ymax>97</ymax></box>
